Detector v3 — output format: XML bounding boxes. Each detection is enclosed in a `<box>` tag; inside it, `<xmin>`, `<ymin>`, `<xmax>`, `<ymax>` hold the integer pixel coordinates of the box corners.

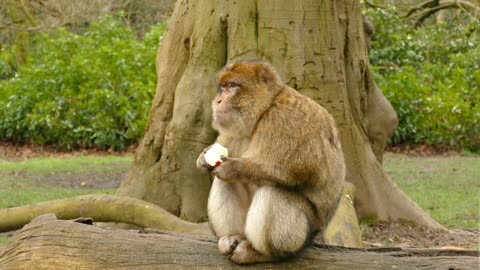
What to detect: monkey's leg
<box><xmin>231</xmin><ymin>186</ymin><xmax>312</xmax><ymax>264</ymax></box>
<box><xmin>208</xmin><ymin>178</ymin><xmax>251</xmax><ymax>255</ymax></box>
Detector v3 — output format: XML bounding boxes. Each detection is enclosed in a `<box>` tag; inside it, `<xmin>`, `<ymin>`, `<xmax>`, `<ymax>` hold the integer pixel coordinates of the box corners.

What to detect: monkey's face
<box><xmin>211</xmin><ymin>80</ymin><xmax>244</xmax><ymax>133</ymax></box>
<box><xmin>212</xmin><ymin>61</ymin><xmax>284</xmax><ymax>136</ymax></box>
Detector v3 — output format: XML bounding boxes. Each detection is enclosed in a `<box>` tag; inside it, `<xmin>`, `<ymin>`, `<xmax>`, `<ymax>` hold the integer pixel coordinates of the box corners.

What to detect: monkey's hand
<box><xmin>212</xmin><ymin>157</ymin><xmax>239</xmax><ymax>182</ymax></box>
<box><xmin>196</xmin><ymin>146</ymin><xmax>214</xmax><ymax>173</ymax></box>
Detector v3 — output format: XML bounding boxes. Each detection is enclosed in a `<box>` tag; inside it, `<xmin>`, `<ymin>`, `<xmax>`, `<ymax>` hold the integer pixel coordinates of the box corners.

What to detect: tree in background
<box><xmin>5</xmin><ymin>0</ymin><xmax>478</xmax><ymax>238</ymax></box>
<box><xmin>118</xmin><ymin>0</ymin><xmax>442</xmax><ymax>229</ymax></box>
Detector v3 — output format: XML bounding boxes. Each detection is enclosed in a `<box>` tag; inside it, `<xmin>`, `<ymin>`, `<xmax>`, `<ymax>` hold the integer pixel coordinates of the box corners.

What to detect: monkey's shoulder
<box><xmin>269</xmin><ymin>88</ymin><xmax>333</xmax><ymax>126</ymax></box>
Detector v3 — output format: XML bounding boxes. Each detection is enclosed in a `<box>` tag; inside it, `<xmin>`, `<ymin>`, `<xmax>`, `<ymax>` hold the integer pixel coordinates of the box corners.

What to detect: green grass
<box><xmin>0</xmin><ymin>155</ymin><xmax>131</xmax><ymax>174</ymax></box>
<box><xmin>384</xmin><ymin>153</ymin><xmax>480</xmax><ymax>228</ymax></box>
<box><xmin>0</xmin><ymin>236</ymin><xmax>7</xmax><ymax>244</ymax></box>
<box><xmin>0</xmin><ymin>153</ymin><xmax>478</xmax><ymax>233</ymax></box>
<box><xmin>0</xmin><ymin>155</ymin><xmax>132</xmax><ymax>209</ymax></box>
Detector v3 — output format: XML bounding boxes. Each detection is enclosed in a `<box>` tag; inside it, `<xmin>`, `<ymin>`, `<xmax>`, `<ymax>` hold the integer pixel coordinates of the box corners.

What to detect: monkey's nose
<box><xmin>217</xmin><ymin>100</ymin><xmax>222</xmax><ymax>104</ymax></box>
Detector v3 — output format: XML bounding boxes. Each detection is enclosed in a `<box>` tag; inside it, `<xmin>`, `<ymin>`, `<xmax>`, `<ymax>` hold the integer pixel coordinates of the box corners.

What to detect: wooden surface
<box><xmin>0</xmin><ymin>214</ymin><xmax>478</xmax><ymax>270</ymax></box>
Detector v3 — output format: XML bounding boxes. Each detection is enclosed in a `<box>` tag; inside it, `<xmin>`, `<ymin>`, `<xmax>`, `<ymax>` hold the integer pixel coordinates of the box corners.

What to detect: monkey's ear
<box><xmin>256</xmin><ymin>63</ymin><xmax>281</xmax><ymax>86</ymax></box>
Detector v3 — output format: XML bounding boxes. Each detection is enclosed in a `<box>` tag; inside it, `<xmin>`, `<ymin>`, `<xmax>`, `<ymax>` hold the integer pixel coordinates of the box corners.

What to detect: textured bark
<box><xmin>117</xmin><ymin>0</ymin><xmax>225</xmax><ymax>222</ymax></box>
<box><xmin>323</xmin><ymin>183</ymin><xmax>362</xmax><ymax>248</ymax></box>
<box><xmin>1</xmin><ymin>215</ymin><xmax>477</xmax><ymax>270</ymax></box>
<box><xmin>118</xmin><ymin>0</ymin><xmax>442</xmax><ymax>228</ymax></box>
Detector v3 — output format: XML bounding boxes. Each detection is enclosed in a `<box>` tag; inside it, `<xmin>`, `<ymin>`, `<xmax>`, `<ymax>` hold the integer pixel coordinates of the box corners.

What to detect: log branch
<box><xmin>0</xmin><ymin>214</ymin><xmax>477</xmax><ymax>270</ymax></box>
<box><xmin>0</xmin><ymin>195</ymin><xmax>210</xmax><ymax>236</ymax></box>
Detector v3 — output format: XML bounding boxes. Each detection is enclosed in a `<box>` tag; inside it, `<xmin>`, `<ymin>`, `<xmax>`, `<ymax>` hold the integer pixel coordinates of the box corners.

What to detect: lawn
<box><xmin>384</xmin><ymin>153</ymin><xmax>479</xmax><ymax>228</ymax></box>
<box><xmin>0</xmin><ymin>155</ymin><xmax>132</xmax><ymax>244</ymax></box>
<box><xmin>0</xmin><ymin>155</ymin><xmax>132</xmax><ymax>209</ymax></box>
<box><xmin>0</xmin><ymin>152</ymin><xmax>478</xmax><ymax>245</ymax></box>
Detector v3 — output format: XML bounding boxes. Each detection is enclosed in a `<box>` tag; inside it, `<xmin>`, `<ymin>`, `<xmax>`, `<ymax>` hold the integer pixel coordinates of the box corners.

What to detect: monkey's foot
<box><xmin>218</xmin><ymin>235</ymin><xmax>245</xmax><ymax>255</ymax></box>
<box><xmin>230</xmin><ymin>240</ymin><xmax>272</xmax><ymax>264</ymax></box>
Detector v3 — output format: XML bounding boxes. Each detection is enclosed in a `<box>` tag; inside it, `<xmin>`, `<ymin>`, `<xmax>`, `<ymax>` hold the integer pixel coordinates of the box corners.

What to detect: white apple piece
<box><xmin>204</xmin><ymin>143</ymin><xmax>229</xmax><ymax>167</ymax></box>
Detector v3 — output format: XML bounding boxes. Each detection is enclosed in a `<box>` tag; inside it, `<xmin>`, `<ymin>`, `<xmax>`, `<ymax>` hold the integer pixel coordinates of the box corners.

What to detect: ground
<box><xmin>362</xmin><ymin>223</ymin><xmax>479</xmax><ymax>249</ymax></box>
<box><xmin>0</xmin><ymin>143</ymin><xmax>478</xmax><ymax>249</ymax></box>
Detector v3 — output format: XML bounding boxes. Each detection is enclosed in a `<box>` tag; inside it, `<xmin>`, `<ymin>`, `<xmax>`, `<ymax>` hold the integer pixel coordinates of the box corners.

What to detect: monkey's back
<box><xmin>250</xmin><ymin>86</ymin><xmax>345</xmax><ymax>228</ymax></box>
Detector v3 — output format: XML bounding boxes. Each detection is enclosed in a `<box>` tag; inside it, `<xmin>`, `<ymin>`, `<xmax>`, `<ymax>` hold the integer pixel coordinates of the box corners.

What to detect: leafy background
<box><xmin>0</xmin><ymin>16</ymin><xmax>167</xmax><ymax>150</ymax></box>
<box><xmin>0</xmin><ymin>4</ymin><xmax>478</xmax><ymax>152</ymax></box>
<box><xmin>366</xmin><ymin>5</ymin><xmax>479</xmax><ymax>152</ymax></box>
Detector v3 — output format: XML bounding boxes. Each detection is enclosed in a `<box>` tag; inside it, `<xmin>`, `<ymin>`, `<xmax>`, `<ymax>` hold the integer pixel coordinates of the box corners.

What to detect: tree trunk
<box><xmin>118</xmin><ymin>0</ymin><xmax>442</xmax><ymax>228</ymax></box>
<box><xmin>7</xmin><ymin>0</ymin><xmax>35</xmax><ymax>67</ymax></box>
<box><xmin>1</xmin><ymin>215</ymin><xmax>476</xmax><ymax>270</ymax></box>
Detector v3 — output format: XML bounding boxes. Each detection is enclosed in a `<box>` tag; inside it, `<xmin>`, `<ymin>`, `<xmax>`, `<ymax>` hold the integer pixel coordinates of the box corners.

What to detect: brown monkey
<box><xmin>197</xmin><ymin>60</ymin><xmax>345</xmax><ymax>264</ymax></box>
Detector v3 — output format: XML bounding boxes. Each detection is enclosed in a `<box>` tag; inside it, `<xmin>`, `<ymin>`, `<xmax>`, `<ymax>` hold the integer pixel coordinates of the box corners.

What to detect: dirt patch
<box><xmin>36</xmin><ymin>171</ymin><xmax>125</xmax><ymax>189</ymax></box>
<box><xmin>12</xmin><ymin>170</ymin><xmax>125</xmax><ymax>189</ymax></box>
<box><xmin>8</xmin><ymin>161</ymin><xmax>128</xmax><ymax>189</ymax></box>
<box><xmin>0</xmin><ymin>142</ymin><xmax>136</xmax><ymax>161</ymax></box>
<box><xmin>362</xmin><ymin>223</ymin><xmax>479</xmax><ymax>250</ymax></box>
<box><xmin>386</xmin><ymin>144</ymin><xmax>460</xmax><ymax>156</ymax></box>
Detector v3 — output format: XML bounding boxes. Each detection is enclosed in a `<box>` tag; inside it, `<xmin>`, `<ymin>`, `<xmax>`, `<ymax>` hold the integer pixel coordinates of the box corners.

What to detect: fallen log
<box><xmin>0</xmin><ymin>214</ymin><xmax>477</xmax><ymax>270</ymax></box>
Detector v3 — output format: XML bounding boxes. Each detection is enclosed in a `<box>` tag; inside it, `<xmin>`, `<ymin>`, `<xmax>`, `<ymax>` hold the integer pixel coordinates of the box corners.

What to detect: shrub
<box><xmin>366</xmin><ymin>6</ymin><xmax>480</xmax><ymax>152</ymax></box>
<box><xmin>0</xmin><ymin>15</ymin><xmax>167</xmax><ymax>150</ymax></box>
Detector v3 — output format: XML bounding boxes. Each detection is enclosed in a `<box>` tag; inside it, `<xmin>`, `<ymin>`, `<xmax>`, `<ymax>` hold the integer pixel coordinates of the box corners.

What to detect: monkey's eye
<box><xmin>226</xmin><ymin>82</ymin><xmax>239</xmax><ymax>90</ymax></box>
<box><xmin>217</xmin><ymin>82</ymin><xmax>239</xmax><ymax>94</ymax></box>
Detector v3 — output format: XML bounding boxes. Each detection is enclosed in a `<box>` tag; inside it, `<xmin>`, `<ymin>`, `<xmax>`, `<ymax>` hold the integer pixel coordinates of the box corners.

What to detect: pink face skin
<box><xmin>212</xmin><ymin>82</ymin><xmax>242</xmax><ymax>132</ymax></box>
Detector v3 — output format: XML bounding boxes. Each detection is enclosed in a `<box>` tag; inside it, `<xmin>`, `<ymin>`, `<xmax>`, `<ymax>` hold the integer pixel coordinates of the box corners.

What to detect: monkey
<box><xmin>196</xmin><ymin>60</ymin><xmax>345</xmax><ymax>264</ymax></box>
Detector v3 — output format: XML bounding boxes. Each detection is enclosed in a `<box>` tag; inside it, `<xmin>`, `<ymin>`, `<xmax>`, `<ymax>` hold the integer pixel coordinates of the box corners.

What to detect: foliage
<box><xmin>0</xmin><ymin>16</ymin><xmax>167</xmax><ymax>150</ymax></box>
<box><xmin>366</xmin><ymin>6</ymin><xmax>480</xmax><ymax>151</ymax></box>
<box><xmin>0</xmin><ymin>46</ymin><xmax>16</xmax><ymax>82</ymax></box>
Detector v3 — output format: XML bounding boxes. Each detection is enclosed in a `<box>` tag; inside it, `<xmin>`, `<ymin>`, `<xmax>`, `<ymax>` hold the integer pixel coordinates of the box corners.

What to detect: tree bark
<box><xmin>7</xmin><ymin>0</ymin><xmax>35</xmax><ymax>67</ymax></box>
<box><xmin>118</xmin><ymin>0</ymin><xmax>443</xmax><ymax>228</ymax></box>
<box><xmin>1</xmin><ymin>215</ymin><xmax>477</xmax><ymax>270</ymax></box>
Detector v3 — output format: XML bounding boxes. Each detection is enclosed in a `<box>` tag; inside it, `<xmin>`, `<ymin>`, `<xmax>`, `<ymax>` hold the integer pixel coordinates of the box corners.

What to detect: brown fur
<box><xmin>196</xmin><ymin>60</ymin><xmax>345</xmax><ymax>264</ymax></box>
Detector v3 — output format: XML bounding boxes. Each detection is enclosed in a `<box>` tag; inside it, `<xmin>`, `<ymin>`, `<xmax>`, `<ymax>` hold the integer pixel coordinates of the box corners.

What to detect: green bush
<box><xmin>0</xmin><ymin>16</ymin><xmax>167</xmax><ymax>150</ymax></box>
<box><xmin>366</xmin><ymin>6</ymin><xmax>480</xmax><ymax>151</ymax></box>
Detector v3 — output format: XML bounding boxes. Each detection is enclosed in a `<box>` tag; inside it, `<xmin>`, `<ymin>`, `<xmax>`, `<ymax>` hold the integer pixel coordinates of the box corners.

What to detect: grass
<box><xmin>384</xmin><ymin>153</ymin><xmax>480</xmax><ymax>228</ymax></box>
<box><xmin>0</xmin><ymin>155</ymin><xmax>132</xmax><ymax>209</ymax></box>
<box><xmin>0</xmin><ymin>155</ymin><xmax>131</xmax><ymax>174</ymax></box>
<box><xmin>0</xmin><ymin>152</ymin><xmax>478</xmax><ymax>240</ymax></box>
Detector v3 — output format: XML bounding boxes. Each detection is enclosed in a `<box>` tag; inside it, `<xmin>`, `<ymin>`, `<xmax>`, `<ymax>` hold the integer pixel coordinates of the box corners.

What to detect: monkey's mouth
<box><xmin>213</xmin><ymin>110</ymin><xmax>230</xmax><ymax>125</ymax></box>
<box><xmin>212</xmin><ymin>107</ymin><xmax>238</xmax><ymax>128</ymax></box>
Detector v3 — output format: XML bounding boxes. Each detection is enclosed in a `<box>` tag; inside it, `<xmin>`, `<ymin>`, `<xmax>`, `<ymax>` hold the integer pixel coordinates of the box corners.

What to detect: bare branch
<box><xmin>403</xmin><ymin>0</ymin><xmax>480</xmax><ymax>27</ymax></box>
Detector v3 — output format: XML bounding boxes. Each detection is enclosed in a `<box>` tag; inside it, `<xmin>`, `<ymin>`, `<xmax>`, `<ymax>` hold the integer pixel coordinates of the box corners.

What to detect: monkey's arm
<box><xmin>212</xmin><ymin>157</ymin><xmax>304</xmax><ymax>187</ymax></box>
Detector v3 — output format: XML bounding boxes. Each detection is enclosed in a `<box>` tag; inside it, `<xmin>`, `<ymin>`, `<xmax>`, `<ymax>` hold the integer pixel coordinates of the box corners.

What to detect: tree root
<box><xmin>0</xmin><ymin>194</ymin><xmax>211</xmax><ymax>236</ymax></box>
